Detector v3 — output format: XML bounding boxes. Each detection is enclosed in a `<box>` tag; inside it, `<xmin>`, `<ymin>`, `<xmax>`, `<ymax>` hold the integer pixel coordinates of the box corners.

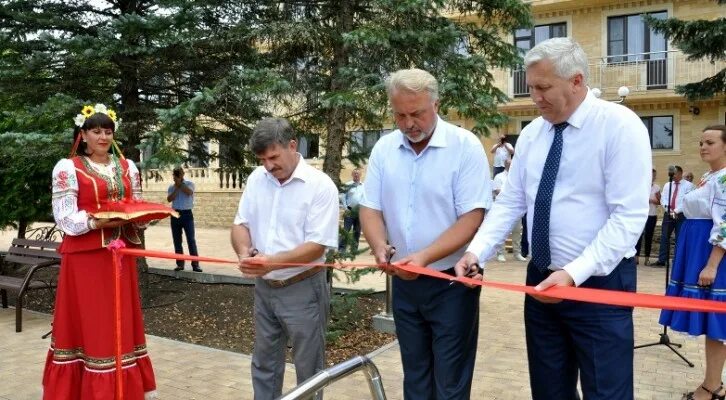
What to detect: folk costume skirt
<box><xmin>660</xmin><ymin>218</ymin><xmax>726</xmax><ymax>340</ymax></box>
<box><xmin>42</xmin><ymin>248</ymin><xmax>157</xmax><ymax>399</ymax></box>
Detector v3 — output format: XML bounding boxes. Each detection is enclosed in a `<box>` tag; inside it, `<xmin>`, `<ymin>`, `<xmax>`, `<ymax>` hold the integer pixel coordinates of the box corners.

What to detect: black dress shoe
<box><xmin>192</xmin><ymin>266</ymin><xmax>203</xmax><ymax>272</ymax></box>
<box><xmin>651</xmin><ymin>261</ymin><xmax>666</xmax><ymax>267</ymax></box>
<box><xmin>173</xmin><ymin>266</ymin><xmax>184</xmax><ymax>271</ymax></box>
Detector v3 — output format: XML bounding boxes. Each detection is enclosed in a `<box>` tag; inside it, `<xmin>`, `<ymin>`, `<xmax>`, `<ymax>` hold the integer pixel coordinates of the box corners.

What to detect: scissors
<box><xmin>380</xmin><ymin>246</ymin><xmax>396</xmax><ymax>275</ymax></box>
<box><xmin>450</xmin><ymin>262</ymin><xmax>481</xmax><ymax>286</ymax></box>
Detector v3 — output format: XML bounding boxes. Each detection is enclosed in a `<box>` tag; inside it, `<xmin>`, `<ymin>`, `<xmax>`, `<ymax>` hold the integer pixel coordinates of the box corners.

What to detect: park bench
<box><xmin>0</xmin><ymin>237</ymin><xmax>61</xmax><ymax>332</ymax></box>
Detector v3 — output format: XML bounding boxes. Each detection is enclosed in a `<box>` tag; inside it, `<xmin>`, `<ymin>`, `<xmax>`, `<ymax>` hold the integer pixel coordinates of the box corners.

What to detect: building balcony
<box><xmin>507</xmin><ymin>50</ymin><xmax>724</xmax><ymax>101</ymax></box>
<box><xmin>142</xmin><ymin>159</ymin><xmax>325</xmax><ymax>193</ymax></box>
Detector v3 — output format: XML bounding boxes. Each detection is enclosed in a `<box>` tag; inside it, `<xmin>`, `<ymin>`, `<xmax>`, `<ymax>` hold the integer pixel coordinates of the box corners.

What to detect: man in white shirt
<box><xmin>338</xmin><ymin>168</ymin><xmax>364</xmax><ymax>253</ymax></box>
<box><xmin>493</xmin><ymin>159</ymin><xmax>527</xmax><ymax>262</ymax></box>
<box><xmin>491</xmin><ymin>134</ymin><xmax>514</xmax><ymax>177</ymax></box>
<box><xmin>653</xmin><ymin>165</ymin><xmax>694</xmax><ymax>266</ymax></box>
<box><xmin>455</xmin><ymin>38</ymin><xmax>651</xmax><ymax>399</ymax></box>
<box><xmin>231</xmin><ymin>118</ymin><xmax>339</xmax><ymax>400</ymax></box>
<box><xmin>360</xmin><ymin>69</ymin><xmax>491</xmax><ymax>399</ymax></box>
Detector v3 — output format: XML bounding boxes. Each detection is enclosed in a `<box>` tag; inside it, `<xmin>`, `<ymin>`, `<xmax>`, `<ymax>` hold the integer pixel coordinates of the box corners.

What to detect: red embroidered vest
<box><xmin>58</xmin><ymin>156</ymin><xmax>141</xmax><ymax>254</ymax></box>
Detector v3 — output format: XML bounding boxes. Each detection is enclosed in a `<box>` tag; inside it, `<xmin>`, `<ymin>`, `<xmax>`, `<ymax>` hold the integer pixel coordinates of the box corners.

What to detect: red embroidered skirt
<box><xmin>42</xmin><ymin>248</ymin><xmax>156</xmax><ymax>399</ymax></box>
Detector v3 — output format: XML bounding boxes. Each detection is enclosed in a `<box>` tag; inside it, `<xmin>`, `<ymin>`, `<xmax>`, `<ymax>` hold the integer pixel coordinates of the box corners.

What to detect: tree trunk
<box><xmin>17</xmin><ymin>219</ymin><xmax>27</xmax><ymax>239</ymax></box>
<box><xmin>322</xmin><ymin>0</ymin><xmax>353</xmax><ymax>187</ymax></box>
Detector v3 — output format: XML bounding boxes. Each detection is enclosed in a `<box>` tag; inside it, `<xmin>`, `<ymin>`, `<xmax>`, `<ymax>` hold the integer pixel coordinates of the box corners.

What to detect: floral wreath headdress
<box><xmin>74</xmin><ymin>103</ymin><xmax>120</xmax><ymax>128</ymax></box>
<box><xmin>70</xmin><ymin>103</ymin><xmax>125</xmax><ymax>159</ymax></box>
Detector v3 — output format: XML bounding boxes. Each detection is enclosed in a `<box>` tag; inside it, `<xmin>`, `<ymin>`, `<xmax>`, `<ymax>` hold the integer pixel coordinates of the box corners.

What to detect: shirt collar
<box><xmin>397</xmin><ymin>116</ymin><xmax>448</xmax><ymax>150</ymax></box>
<box><xmin>544</xmin><ymin>89</ymin><xmax>596</xmax><ymax>133</ymax></box>
<box><xmin>263</xmin><ymin>153</ymin><xmax>309</xmax><ymax>186</ymax></box>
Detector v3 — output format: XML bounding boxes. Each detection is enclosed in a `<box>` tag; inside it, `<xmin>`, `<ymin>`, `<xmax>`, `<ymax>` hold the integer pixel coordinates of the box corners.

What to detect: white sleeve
<box><xmin>126</xmin><ymin>159</ymin><xmax>149</xmax><ymax>229</ymax></box>
<box><xmin>562</xmin><ymin>110</ymin><xmax>652</xmax><ymax>286</ymax></box>
<box><xmin>234</xmin><ymin>170</ymin><xmax>257</xmax><ymax>226</ymax></box>
<box><xmin>360</xmin><ymin>144</ymin><xmax>383</xmax><ymax>211</ymax></box>
<box><xmin>52</xmin><ymin>159</ymin><xmax>91</xmax><ymax>236</ymax></box>
<box><xmin>709</xmin><ymin>170</ymin><xmax>726</xmax><ymax>249</ymax></box>
<box><xmin>467</xmin><ymin>145</ymin><xmax>528</xmax><ymax>263</ymax></box>
<box><xmin>304</xmin><ymin>179</ymin><xmax>340</xmax><ymax>248</ymax></box>
<box><xmin>127</xmin><ymin>159</ymin><xmax>143</xmax><ymax>201</ymax></box>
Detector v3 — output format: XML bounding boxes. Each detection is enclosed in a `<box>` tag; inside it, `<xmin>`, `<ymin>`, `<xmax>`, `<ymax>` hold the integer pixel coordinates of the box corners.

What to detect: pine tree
<box><xmin>244</xmin><ymin>0</ymin><xmax>532</xmax><ymax>185</ymax></box>
<box><xmin>0</xmin><ymin>0</ymin><xmax>264</xmax><ymax>229</ymax></box>
<box><xmin>645</xmin><ymin>0</ymin><xmax>726</xmax><ymax>100</ymax></box>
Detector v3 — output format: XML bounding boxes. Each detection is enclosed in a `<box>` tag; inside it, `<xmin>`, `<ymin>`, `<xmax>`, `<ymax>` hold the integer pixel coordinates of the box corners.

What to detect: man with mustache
<box><xmin>360</xmin><ymin>68</ymin><xmax>491</xmax><ymax>399</ymax></box>
<box><xmin>231</xmin><ymin>117</ymin><xmax>339</xmax><ymax>400</ymax></box>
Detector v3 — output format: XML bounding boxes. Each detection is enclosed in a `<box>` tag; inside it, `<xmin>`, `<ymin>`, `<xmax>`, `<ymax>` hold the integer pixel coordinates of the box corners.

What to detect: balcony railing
<box><xmin>142</xmin><ymin>159</ymin><xmax>325</xmax><ymax>192</ymax></box>
<box><xmin>143</xmin><ymin>167</ymin><xmax>247</xmax><ymax>192</ymax></box>
<box><xmin>510</xmin><ymin>50</ymin><xmax>725</xmax><ymax>98</ymax></box>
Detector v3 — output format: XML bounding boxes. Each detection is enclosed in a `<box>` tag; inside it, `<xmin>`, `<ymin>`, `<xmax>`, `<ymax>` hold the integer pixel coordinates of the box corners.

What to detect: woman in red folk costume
<box><xmin>43</xmin><ymin>104</ymin><xmax>157</xmax><ymax>399</ymax></box>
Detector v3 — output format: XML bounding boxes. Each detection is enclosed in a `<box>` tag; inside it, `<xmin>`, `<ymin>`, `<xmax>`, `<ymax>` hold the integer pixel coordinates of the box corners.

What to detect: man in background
<box><xmin>652</xmin><ymin>165</ymin><xmax>694</xmax><ymax>266</ymax></box>
<box><xmin>491</xmin><ymin>133</ymin><xmax>514</xmax><ymax>177</ymax></box>
<box><xmin>339</xmin><ymin>168</ymin><xmax>364</xmax><ymax>253</ymax></box>
<box><xmin>167</xmin><ymin>167</ymin><xmax>202</xmax><ymax>272</ymax></box>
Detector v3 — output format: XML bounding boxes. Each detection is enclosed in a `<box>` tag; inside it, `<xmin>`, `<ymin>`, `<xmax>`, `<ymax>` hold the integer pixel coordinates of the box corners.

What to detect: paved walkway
<box><xmin>0</xmin><ymin>224</ymin><xmax>715</xmax><ymax>399</ymax></box>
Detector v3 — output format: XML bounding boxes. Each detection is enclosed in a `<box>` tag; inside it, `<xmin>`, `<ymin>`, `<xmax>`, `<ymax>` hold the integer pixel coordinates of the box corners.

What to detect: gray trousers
<box><xmin>252</xmin><ymin>271</ymin><xmax>329</xmax><ymax>400</ymax></box>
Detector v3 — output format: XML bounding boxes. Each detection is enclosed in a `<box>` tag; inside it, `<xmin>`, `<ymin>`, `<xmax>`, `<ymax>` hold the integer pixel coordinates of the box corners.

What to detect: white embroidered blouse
<box><xmin>51</xmin><ymin>157</ymin><xmax>142</xmax><ymax>236</ymax></box>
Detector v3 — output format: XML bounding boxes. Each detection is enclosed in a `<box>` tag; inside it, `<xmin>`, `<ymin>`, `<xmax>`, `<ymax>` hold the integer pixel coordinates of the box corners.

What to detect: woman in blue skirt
<box><xmin>660</xmin><ymin>124</ymin><xmax>726</xmax><ymax>400</ymax></box>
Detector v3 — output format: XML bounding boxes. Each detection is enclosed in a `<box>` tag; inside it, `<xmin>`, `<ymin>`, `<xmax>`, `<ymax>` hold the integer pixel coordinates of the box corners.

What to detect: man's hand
<box><xmin>392</xmin><ymin>253</ymin><xmax>425</xmax><ymax>280</ymax></box>
<box><xmin>372</xmin><ymin>244</ymin><xmax>394</xmax><ymax>266</ymax></box>
<box><xmin>453</xmin><ymin>252</ymin><xmax>483</xmax><ymax>288</ymax></box>
<box><xmin>531</xmin><ymin>270</ymin><xmax>574</xmax><ymax>303</ymax></box>
<box><xmin>238</xmin><ymin>253</ymin><xmax>270</xmax><ymax>278</ymax></box>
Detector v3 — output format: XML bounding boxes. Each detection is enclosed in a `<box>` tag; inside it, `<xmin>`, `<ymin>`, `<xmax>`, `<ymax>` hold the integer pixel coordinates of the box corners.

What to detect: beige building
<box><xmin>481</xmin><ymin>0</ymin><xmax>726</xmax><ymax>183</ymax></box>
<box><xmin>144</xmin><ymin>0</ymin><xmax>725</xmax><ymax>227</ymax></box>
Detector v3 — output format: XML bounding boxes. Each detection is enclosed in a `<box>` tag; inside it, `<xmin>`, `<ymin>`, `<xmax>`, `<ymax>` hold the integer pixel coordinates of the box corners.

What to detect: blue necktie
<box><xmin>531</xmin><ymin>122</ymin><xmax>569</xmax><ymax>273</ymax></box>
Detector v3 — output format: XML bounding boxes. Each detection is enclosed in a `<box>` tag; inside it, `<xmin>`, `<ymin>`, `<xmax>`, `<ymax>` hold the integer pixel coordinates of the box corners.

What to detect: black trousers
<box><xmin>635</xmin><ymin>215</ymin><xmax>657</xmax><ymax>258</ymax></box>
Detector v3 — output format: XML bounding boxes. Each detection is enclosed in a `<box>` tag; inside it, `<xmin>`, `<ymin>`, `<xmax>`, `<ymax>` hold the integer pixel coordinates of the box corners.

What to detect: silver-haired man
<box><xmin>455</xmin><ymin>38</ymin><xmax>651</xmax><ymax>399</ymax></box>
<box><xmin>360</xmin><ymin>68</ymin><xmax>491</xmax><ymax>399</ymax></box>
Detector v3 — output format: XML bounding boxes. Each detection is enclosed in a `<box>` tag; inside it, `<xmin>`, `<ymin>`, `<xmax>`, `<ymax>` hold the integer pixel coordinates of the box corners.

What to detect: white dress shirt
<box><xmin>233</xmin><ymin>155</ymin><xmax>339</xmax><ymax>280</ymax></box>
<box><xmin>660</xmin><ymin>179</ymin><xmax>694</xmax><ymax>214</ymax></box>
<box><xmin>340</xmin><ymin>181</ymin><xmax>365</xmax><ymax>210</ymax></box>
<box><xmin>493</xmin><ymin>143</ymin><xmax>514</xmax><ymax>167</ymax></box>
<box><xmin>492</xmin><ymin>170</ymin><xmax>508</xmax><ymax>195</ymax></box>
<box><xmin>648</xmin><ymin>183</ymin><xmax>661</xmax><ymax>216</ymax></box>
<box><xmin>467</xmin><ymin>91</ymin><xmax>651</xmax><ymax>286</ymax></box>
<box><xmin>361</xmin><ymin>117</ymin><xmax>492</xmax><ymax>271</ymax></box>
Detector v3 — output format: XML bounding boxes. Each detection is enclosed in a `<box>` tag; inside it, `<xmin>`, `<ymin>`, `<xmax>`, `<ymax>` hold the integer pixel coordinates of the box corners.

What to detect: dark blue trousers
<box><xmin>524</xmin><ymin>258</ymin><xmax>636</xmax><ymax>400</ymax></box>
<box><xmin>338</xmin><ymin>214</ymin><xmax>361</xmax><ymax>252</ymax></box>
<box><xmin>170</xmin><ymin>209</ymin><xmax>199</xmax><ymax>268</ymax></box>
<box><xmin>521</xmin><ymin>215</ymin><xmax>529</xmax><ymax>257</ymax></box>
<box><xmin>392</xmin><ymin>270</ymin><xmax>480</xmax><ymax>400</ymax></box>
<box><xmin>657</xmin><ymin>212</ymin><xmax>685</xmax><ymax>263</ymax></box>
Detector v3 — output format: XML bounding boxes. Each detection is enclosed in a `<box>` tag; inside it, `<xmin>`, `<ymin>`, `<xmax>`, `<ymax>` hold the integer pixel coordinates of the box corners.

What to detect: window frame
<box><xmin>641</xmin><ymin>115</ymin><xmax>674</xmax><ymax>150</ymax></box>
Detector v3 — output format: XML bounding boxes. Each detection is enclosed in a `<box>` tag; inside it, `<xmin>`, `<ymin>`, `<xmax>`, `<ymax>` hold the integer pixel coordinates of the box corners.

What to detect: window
<box><xmin>187</xmin><ymin>139</ymin><xmax>209</xmax><ymax>168</ymax></box>
<box><xmin>298</xmin><ymin>135</ymin><xmax>320</xmax><ymax>159</ymax></box>
<box><xmin>607</xmin><ymin>11</ymin><xmax>666</xmax><ymax>62</ymax></box>
<box><xmin>350</xmin><ymin>129</ymin><xmax>391</xmax><ymax>154</ymax></box>
<box><xmin>641</xmin><ymin>116</ymin><xmax>673</xmax><ymax>150</ymax></box>
<box><xmin>513</xmin><ymin>23</ymin><xmax>567</xmax><ymax>96</ymax></box>
<box><xmin>607</xmin><ymin>11</ymin><xmax>668</xmax><ymax>89</ymax></box>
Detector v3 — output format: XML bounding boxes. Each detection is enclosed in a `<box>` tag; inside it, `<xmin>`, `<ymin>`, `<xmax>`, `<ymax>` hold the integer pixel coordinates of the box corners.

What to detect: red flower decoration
<box><xmin>56</xmin><ymin>171</ymin><xmax>69</xmax><ymax>190</ymax></box>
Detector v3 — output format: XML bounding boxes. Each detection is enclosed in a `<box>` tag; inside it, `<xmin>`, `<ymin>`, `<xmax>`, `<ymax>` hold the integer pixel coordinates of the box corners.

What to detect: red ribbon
<box><xmin>107</xmin><ymin>240</ymin><xmax>126</xmax><ymax>400</ymax></box>
<box><xmin>111</xmin><ymin>247</ymin><xmax>726</xmax><ymax>314</ymax></box>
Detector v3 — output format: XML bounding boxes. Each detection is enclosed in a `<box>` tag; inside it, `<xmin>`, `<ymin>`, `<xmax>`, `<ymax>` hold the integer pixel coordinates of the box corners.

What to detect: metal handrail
<box><xmin>277</xmin><ymin>355</ymin><xmax>387</xmax><ymax>400</ymax></box>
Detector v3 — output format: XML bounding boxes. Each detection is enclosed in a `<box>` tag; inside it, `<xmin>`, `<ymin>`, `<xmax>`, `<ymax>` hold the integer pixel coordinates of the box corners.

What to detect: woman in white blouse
<box><xmin>660</xmin><ymin>125</ymin><xmax>726</xmax><ymax>400</ymax></box>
